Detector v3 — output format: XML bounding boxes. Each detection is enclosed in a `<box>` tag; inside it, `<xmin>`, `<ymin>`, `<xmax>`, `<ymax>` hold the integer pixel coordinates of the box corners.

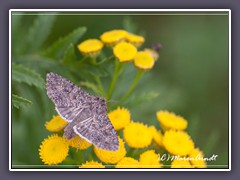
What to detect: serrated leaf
<box><xmin>79</xmin><ymin>81</ymin><xmax>102</xmax><ymax>96</ymax></box>
<box><xmin>75</xmin><ymin>69</ymin><xmax>96</xmax><ymax>83</ymax></box>
<box><xmin>125</xmin><ymin>91</ymin><xmax>160</xmax><ymax>106</ymax></box>
<box><xmin>89</xmin><ymin>66</ymin><xmax>109</xmax><ymax>77</ymax></box>
<box><xmin>27</xmin><ymin>13</ymin><xmax>56</xmax><ymax>52</ymax></box>
<box><xmin>12</xmin><ymin>94</ymin><xmax>32</xmax><ymax>109</ymax></box>
<box><xmin>62</xmin><ymin>44</ymin><xmax>76</xmax><ymax>65</ymax></box>
<box><xmin>43</xmin><ymin>27</ymin><xmax>86</xmax><ymax>60</ymax></box>
<box><xmin>81</xmin><ymin>63</ymin><xmax>109</xmax><ymax>77</ymax></box>
<box><xmin>71</xmin><ymin>61</ymin><xmax>109</xmax><ymax>83</ymax></box>
<box><xmin>13</xmin><ymin>55</ymin><xmax>66</xmax><ymax>74</ymax></box>
<box><xmin>12</xmin><ymin>63</ymin><xmax>45</xmax><ymax>89</ymax></box>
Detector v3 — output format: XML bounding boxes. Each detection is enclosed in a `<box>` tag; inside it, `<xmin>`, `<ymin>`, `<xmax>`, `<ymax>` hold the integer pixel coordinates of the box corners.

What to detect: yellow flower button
<box><xmin>78</xmin><ymin>39</ymin><xmax>103</xmax><ymax>55</ymax></box>
<box><xmin>100</xmin><ymin>29</ymin><xmax>127</xmax><ymax>45</ymax></box>
<box><xmin>126</xmin><ymin>32</ymin><xmax>145</xmax><ymax>47</ymax></box>
<box><xmin>134</xmin><ymin>51</ymin><xmax>155</xmax><ymax>70</ymax></box>
<box><xmin>114</xmin><ymin>42</ymin><xmax>137</xmax><ymax>62</ymax></box>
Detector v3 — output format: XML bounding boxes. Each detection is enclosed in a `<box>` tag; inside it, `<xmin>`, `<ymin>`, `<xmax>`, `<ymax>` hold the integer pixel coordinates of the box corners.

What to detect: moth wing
<box><xmin>46</xmin><ymin>72</ymin><xmax>119</xmax><ymax>151</ymax></box>
<box><xmin>73</xmin><ymin>103</ymin><xmax>119</xmax><ymax>151</ymax></box>
<box><xmin>56</xmin><ymin>106</ymin><xmax>85</xmax><ymax>122</ymax></box>
<box><xmin>46</xmin><ymin>72</ymin><xmax>90</xmax><ymax>122</ymax></box>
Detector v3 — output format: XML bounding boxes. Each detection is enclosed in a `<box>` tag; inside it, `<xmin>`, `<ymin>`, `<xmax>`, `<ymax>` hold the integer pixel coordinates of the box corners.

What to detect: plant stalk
<box><xmin>120</xmin><ymin>70</ymin><xmax>144</xmax><ymax>102</ymax></box>
<box><xmin>107</xmin><ymin>60</ymin><xmax>123</xmax><ymax>100</ymax></box>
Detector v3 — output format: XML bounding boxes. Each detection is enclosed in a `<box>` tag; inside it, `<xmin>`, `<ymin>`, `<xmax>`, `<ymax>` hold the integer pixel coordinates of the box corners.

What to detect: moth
<box><xmin>46</xmin><ymin>72</ymin><xmax>119</xmax><ymax>151</ymax></box>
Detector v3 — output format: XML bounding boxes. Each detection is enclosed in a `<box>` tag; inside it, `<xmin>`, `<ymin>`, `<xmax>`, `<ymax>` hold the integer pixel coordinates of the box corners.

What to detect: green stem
<box><xmin>96</xmin><ymin>55</ymin><xmax>114</xmax><ymax>66</ymax></box>
<box><xmin>107</xmin><ymin>60</ymin><xmax>123</xmax><ymax>100</ymax></box>
<box><xmin>127</xmin><ymin>148</ymin><xmax>136</xmax><ymax>157</ymax></box>
<box><xmin>74</xmin><ymin>150</ymin><xmax>83</xmax><ymax>164</ymax></box>
<box><xmin>95</xmin><ymin>76</ymin><xmax>106</xmax><ymax>98</ymax></box>
<box><xmin>90</xmin><ymin>57</ymin><xmax>97</xmax><ymax>65</ymax></box>
<box><xmin>77</xmin><ymin>55</ymin><xmax>89</xmax><ymax>66</ymax></box>
<box><xmin>111</xmin><ymin>70</ymin><xmax>143</xmax><ymax>110</ymax></box>
<box><xmin>120</xmin><ymin>70</ymin><xmax>144</xmax><ymax>102</ymax></box>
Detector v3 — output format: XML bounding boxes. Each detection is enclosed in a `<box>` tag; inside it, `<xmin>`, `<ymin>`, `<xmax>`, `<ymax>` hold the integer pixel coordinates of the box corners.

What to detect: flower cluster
<box><xmin>39</xmin><ymin>108</ymin><xmax>206</xmax><ymax>168</ymax></box>
<box><xmin>40</xmin><ymin>110</ymin><xmax>206</xmax><ymax>168</ymax></box>
<box><xmin>156</xmin><ymin>110</ymin><xmax>207</xmax><ymax>168</ymax></box>
<box><xmin>39</xmin><ymin>28</ymin><xmax>206</xmax><ymax>169</ymax></box>
<box><xmin>78</xmin><ymin>29</ymin><xmax>159</xmax><ymax>71</ymax></box>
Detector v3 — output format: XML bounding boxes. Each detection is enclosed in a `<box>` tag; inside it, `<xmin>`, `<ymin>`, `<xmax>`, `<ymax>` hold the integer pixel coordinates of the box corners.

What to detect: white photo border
<box><xmin>9</xmin><ymin>9</ymin><xmax>231</xmax><ymax>171</ymax></box>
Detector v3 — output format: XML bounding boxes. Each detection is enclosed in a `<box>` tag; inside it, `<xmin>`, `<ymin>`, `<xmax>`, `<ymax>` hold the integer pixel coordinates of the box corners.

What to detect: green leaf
<box><xmin>43</xmin><ymin>27</ymin><xmax>86</xmax><ymax>60</ymax></box>
<box><xmin>12</xmin><ymin>94</ymin><xmax>32</xmax><ymax>109</ymax></box>
<box><xmin>79</xmin><ymin>81</ymin><xmax>102</xmax><ymax>96</ymax></box>
<box><xmin>95</xmin><ymin>55</ymin><xmax>114</xmax><ymax>66</ymax></box>
<box><xmin>125</xmin><ymin>91</ymin><xmax>160</xmax><ymax>107</ymax></box>
<box><xmin>13</xmin><ymin>55</ymin><xmax>66</xmax><ymax>74</ymax></box>
<box><xmin>12</xmin><ymin>14</ymin><xmax>26</xmax><ymax>55</ymax></box>
<box><xmin>123</xmin><ymin>16</ymin><xmax>138</xmax><ymax>33</ymax></box>
<box><xmin>27</xmin><ymin>13</ymin><xmax>56</xmax><ymax>52</ymax></box>
<box><xmin>61</xmin><ymin>44</ymin><xmax>76</xmax><ymax>65</ymax></box>
<box><xmin>12</xmin><ymin>63</ymin><xmax>45</xmax><ymax>89</ymax></box>
<box><xmin>70</xmin><ymin>61</ymin><xmax>109</xmax><ymax>84</ymax></box>
<box><xmin>81</xmin><ymin>63</ymin><xmax>109</xmax><ymax>77</ymax></box>
<box><xmin>89</xmin><ymin>66</ymin><xmax>109</xmax><ymax>77</ymax></box>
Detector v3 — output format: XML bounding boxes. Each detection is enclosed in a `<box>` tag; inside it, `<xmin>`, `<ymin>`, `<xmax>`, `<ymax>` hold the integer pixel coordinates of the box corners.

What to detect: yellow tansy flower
<box><xmin>189</xmin><ymin>148</ymin><xmax>207</xmax><ymax>168</ymax></box>
<box><xmin>108</xmin><ymin>107</ymin><xmax>131</xmax><ymax>130</ymax></box>
<box><xmin>126</xmin><ymin>32</ymin><xmax>145</xmax><ymax>47</ymax></box>
<box><xmin>156</xmin><ymin>110</ymin><xmax>188</xmax><ymax>131</ymax></box>
<box><xmin>45</xmin><ymin>115</ymin><xmax>67</xmax><ymax>133</ymax></box>
<box><xmin>39</xmin><ymin>134</ymin><xmax>69</xmax><ymax>165</ymax></box>
<box><xmin>94</xmin><ymin>136</ymin><xmax>126</xmax><ymax>164</ymax></box>
<box><xmin>134</xmin><ymin>51</ymin><xmax>155</xmax><ymax>70</ymax></box>
<box><xmin>68</xmin><ymin>135</ymin><xmax>92</xmax><ymax>150</ymax></box>
<box><xmin>123</xmin><ymin>122</ymin><xmax>152</xmax><ymax>148</ymax></box>
<box><xmin>100</xmin><ymin>29</ymin><xmax>127</xmax><ymax>46</ymax></box>
<box><xmin>162</xmin><ymin>130</ymin><xmax>194</xmax><ymax>156</ymax></box>
<box><xmin>77</xmin><ymin>39</ymin><xmax>103</xmax><ymax>56</ymax></box>
<box><xmin>115</xmin><ymin>157</ymin><xmax>140</xmax><ymax>168</ymax></box>
<box><xmin>113</xmin><ymin>42</ymin><xmax>137</xmax><ymax>62</ymax></box>
<box><xmin>139</xmin><ymin>150</ymin><xmax>162</xmax><ymax>168</ymax></box>
<box><xmin>144</xmin><ymin>48</ymin><xmax>159</xmax><ymax>61</ymax></box>
<box><xmin>80</xmin><ymin>160</ymin><xmax>105</xmax><ymax>168</ymax></box>
<box><xmin>171</xmin><ymin>159</ymin><xmax>193</xmax><ymax>168</ymax></box>
<box><xmin>149</xmin><ymin>126</ymin><xmax>163</xmax><ymax>147</ymax></box>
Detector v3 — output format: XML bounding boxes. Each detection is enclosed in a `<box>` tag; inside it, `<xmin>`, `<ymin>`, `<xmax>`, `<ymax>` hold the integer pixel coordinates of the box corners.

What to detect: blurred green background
<box><xmin>11</xmin><ymin>12</ymin><xmax>229</xmax><ymax>167</ymax></box>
